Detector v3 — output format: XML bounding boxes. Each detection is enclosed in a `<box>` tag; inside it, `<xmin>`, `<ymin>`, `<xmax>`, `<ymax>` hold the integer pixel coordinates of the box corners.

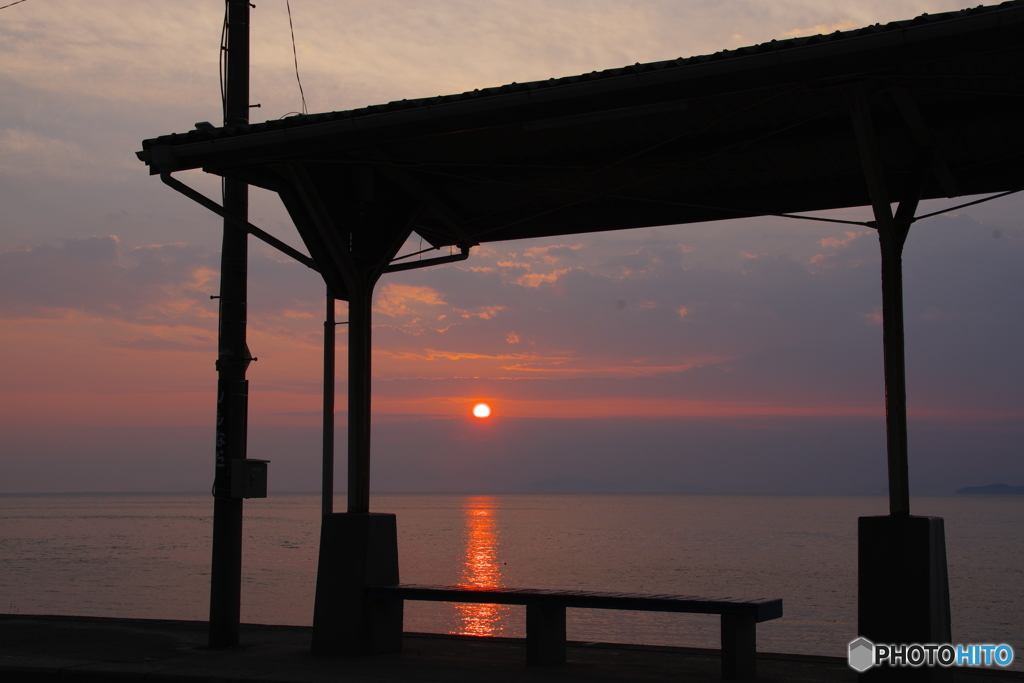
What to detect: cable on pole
<box><xmin>286</xmin><ymin>0</ymin><xmax>308</xmax><ymax>115</ymax></box>
<box><xmin>219</xmin><ymin>4</ymin><xmax>228</xmax><ymax>121</ymax></box>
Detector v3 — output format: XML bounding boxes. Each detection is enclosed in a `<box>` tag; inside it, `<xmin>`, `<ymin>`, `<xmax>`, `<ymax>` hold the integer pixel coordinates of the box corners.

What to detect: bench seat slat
<box><xmin>366</xmin><ymin>584</ymin><xmax>782</xmax><ymax>622</ymax></box>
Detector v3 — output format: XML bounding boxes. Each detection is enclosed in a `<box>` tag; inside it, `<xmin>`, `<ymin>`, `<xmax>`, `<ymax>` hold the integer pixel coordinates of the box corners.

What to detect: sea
<box><xmin>1</xmin><ymin>493</ymin><xmax>1021</xmax><ymax>670</ymax></box>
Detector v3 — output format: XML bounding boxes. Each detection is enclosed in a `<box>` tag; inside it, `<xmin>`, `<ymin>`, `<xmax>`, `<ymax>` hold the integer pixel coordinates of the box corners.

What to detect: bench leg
<box><xmin>526</xmin><ymin>604</ymin><xmax>566</xmax><ymax>666</ymax></box>
<box><xmin>721</xmin><ymin>614</ymin><xmax>756</xmax><ymax>680</ymax></box>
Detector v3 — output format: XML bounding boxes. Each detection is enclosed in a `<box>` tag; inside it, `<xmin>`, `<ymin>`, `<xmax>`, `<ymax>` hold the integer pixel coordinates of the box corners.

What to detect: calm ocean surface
<box><xmin>1</xmin><ymin>493</ymin><xmax>1021</xmax><ymax>669</ymax></box>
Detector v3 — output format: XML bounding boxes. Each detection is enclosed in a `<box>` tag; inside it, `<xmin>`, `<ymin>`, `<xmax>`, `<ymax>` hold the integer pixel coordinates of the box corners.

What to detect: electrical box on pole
<box><xmin>230</xmin><ymin>459</ymin><xmax>270</xmax><ymax>499</ymax></box>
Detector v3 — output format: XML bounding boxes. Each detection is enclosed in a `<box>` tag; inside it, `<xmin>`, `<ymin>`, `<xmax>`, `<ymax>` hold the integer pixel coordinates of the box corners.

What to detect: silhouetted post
<box><xmin>323</xmin><ymin>289</ymin><xmax>335</xmax><ymax>516</ymax></box>
<box><xmin>312</xmin><ymin>171</ymin><xmax>413</xmax><ymax>655</ymax></box>
<box><xmin>312</xmin><ymin>274</ymin><xmax>403</xmax><ymax>656</ymax></box>
<box><xmin>874</xmin><ymin>211</ymin><xmax>912</xmax><ymax>515</ymax></box>
<box><xmin>346</xmin><ymin>282</ymin><xmax>373</xmax><ymax>514</ymax></box>
<box><xmin>851</xmin><ymin>89</ymin><xmax>951</xmax><ymax>682</ymax></box>
<box><xmin>209</xmin><ymin>0</ymin><xmax>250</xmax><ymax>649</ymax></box>
<box><xmin>849</xmin><ymin>90</ymin><xmax>912</xmax><ymax>516</ymax></box>
<box><xmin>876</xmin><ymin>214</ymin><xmax>913</xmax><ymax>514</ymax></box>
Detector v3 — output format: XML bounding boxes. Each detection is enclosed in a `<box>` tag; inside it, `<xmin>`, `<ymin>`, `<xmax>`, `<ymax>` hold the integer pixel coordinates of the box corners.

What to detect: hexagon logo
<box><xmin>848</xmin><ymin>637</ymin><xmax>875</xmax><ymax>672</ymax></box>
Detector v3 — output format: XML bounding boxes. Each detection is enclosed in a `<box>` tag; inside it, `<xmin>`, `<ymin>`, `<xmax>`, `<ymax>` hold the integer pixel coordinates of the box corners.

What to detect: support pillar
<box><xmin>850</xmin><ymin>88</ymin><xmax>914</xmax><ymax>517</ymax></box>
<box><xmin>850</xmin><ymin>89</ymin><xmax>951</xmax><ymax>681</ymax></box>
<box><xmin>312</xmin><ymin>276</ymin><xmax>402</xmax><ymax>655</ymax></box>
<box><xmin>346</xmin><ymin>283</ymin><xmax>373</xmax><ymax>514</ymax></box>
<box><xmin>876</xmin><ymin>200</ymin><xmax>914</xmax><ymax>517</ymax></box>
<box><xmin>308</xmin><ymin>192</ymin><xmax>413</xmax><ymax>654</ymax></box>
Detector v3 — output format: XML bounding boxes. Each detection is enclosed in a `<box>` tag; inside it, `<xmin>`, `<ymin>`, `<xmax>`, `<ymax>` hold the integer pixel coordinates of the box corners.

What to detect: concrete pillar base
<box><xmin>311</xmin><ymin>512</ymin><xmax>402</xmax><ymax>656</ymax></box>
<box><xmin>526</xmin><ymin>604</ymin><xmax>566</xmax><ymax>666</ymax></box>
<box><xmin>858</xmin><ymin>515</ymin><xmax>952</xmax><ymax>682</ymax></box>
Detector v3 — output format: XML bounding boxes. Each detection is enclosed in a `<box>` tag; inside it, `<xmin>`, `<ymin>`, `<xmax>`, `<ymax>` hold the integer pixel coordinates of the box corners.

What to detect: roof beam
<box><xmin>364</xmin><ymin>152</ymin><xmax>478</xmax><ymax>248</ymax></box>
<box><xmin>159</xmin><ymin>170</ymin><xmax>319</xmax><ymax>271</ymax></box>
<box><xmin>275</xmin><ymin>162</ymin><xmax>353</xmax><ymax>298</ymax></box>
<box><xmin>890</xmin><ymin>87</ymin><xmax>961</xmax><ymax>198</ymax></box>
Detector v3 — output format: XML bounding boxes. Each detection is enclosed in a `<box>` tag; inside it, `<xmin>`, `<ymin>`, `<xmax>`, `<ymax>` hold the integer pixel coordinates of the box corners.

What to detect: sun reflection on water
<box><xmin>453</xmin><ymin>495</ymin><xmax>512</xmax><ymax>636</ymax></box>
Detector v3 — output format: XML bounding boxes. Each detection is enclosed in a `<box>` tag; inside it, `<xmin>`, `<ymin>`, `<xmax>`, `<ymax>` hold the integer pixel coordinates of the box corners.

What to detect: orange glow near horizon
<box><xmin>472</xmin><ymin>402</ymin><xmax>492</xmax><ymax>418</ymax></box>
<box><xmin>367</xmin><ymin>395</ymin><xmax>893</xmax><ymax>421</ymax></box>
<box><xmin>454</xmin><ymin>495</ymin><xmax>510</xmax><ymax>636</ymax></box>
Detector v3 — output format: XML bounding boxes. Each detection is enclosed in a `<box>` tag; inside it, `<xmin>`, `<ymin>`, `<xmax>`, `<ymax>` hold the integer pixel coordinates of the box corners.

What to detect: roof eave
<box><xmin>137</xmin><ymin>2</ymin><xmax>1024</xmax><ymax>174</ymax></box>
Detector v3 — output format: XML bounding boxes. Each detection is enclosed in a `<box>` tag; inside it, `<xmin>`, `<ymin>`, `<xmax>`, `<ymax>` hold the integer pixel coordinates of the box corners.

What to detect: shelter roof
<box><xmin>138</xmin><ymin>1</ymin><xmax>1024</xmax><ymax>285</ymax></box>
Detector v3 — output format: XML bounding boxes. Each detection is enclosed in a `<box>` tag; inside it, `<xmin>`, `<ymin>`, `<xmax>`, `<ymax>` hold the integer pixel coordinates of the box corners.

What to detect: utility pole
<box><xmin>323</xmin><ymin>289</ymin><xmax>335</xmax><ymax>516</ymax></box>
<box><xmin>209</xmin><ymin>0</ymin><xmax>250</xmax><ymax>648</ymax></box>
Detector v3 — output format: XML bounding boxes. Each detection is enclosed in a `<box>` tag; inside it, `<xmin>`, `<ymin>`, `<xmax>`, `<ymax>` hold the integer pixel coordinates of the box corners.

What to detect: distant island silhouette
<box><xmin>955</xmin><ymin>483</ymin><xmax>1024</xmax><ymax>495</ymax></box>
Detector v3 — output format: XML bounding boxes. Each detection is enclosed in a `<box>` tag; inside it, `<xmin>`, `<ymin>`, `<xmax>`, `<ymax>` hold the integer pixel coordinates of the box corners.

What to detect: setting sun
<box><xmin>472</xmin><ymin>403</ymin><xmax>492</xmax><ymax>419</ymax></box>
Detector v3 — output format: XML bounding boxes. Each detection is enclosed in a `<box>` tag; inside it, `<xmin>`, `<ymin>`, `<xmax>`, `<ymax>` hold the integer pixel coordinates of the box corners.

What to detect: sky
<box><xmin>1</xmin><ymin>0</ymin><xmax>1022</xmax><ymax>495</ymax></box>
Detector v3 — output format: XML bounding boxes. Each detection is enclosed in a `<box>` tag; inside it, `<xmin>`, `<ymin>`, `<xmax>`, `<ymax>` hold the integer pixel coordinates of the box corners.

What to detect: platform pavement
<box><xmin>1</xmin><ymin>615</ymin><xmax>1020</xmax><ymax>682</ymax></box>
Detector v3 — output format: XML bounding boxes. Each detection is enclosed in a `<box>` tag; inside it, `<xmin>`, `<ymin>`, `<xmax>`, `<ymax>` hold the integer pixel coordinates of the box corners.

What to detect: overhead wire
<box><xmin>219</xmin><ymin>4</ymin><xmax>228</xmax><ymax>207</ymax></box>
<box><xmin>286</xmin><ymin>0</ymin><xmax>308</xmax><ymax>115</ymax></box>
<box><xmin>0</xmin><ymin>0</ymin><xmax>28</xmax><ymax>10</ymax></box>
<box><xmin>219</xmin><ymin>3</ymin><xmax>228</xmax><ymax>122</ymax></box>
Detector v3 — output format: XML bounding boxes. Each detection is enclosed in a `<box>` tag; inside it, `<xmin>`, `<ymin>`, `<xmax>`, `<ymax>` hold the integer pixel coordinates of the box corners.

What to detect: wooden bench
<box><xmin>366</xmin><ymin>584</ymin><xmax>782</xmax><ymax>680</ymax></box>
